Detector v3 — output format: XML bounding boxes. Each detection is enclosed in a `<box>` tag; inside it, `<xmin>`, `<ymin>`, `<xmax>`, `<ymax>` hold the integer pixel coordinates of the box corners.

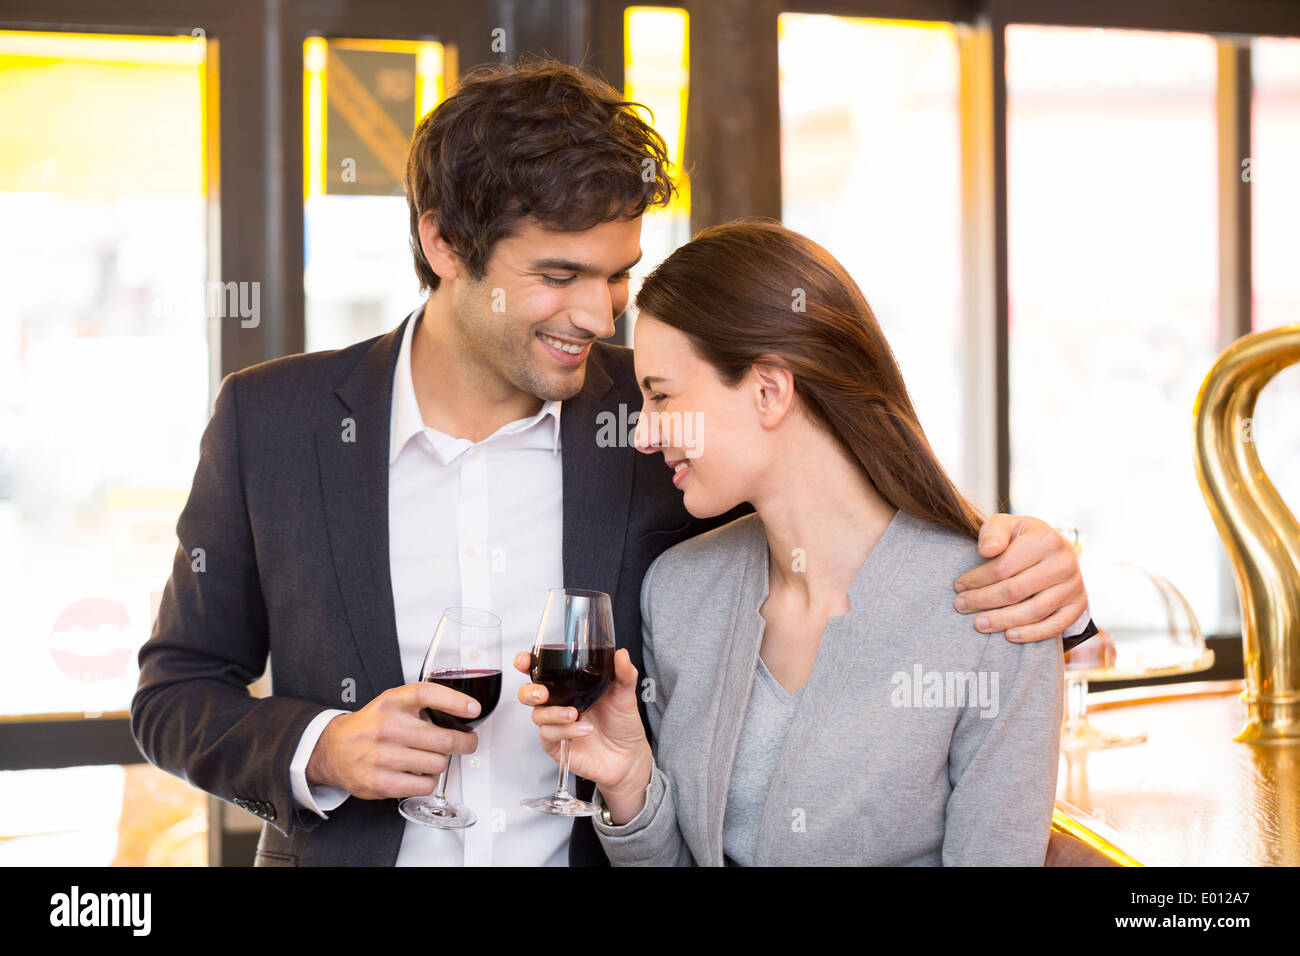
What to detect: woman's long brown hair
<box><xmin>634</xmin><ymin>218</ymin><xmax>984</xmax><ymax>541</ymax></box>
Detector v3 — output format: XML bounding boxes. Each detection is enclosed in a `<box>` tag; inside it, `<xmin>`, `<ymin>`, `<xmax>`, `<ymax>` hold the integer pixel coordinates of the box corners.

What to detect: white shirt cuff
<box><xmin>290</xmin><ymin>709</ymin><xmax>351</xmax><ymax>818</ymax></box>
<box><xmin>1063</xmin><ymin>604</ymin><xmax>1091</xmax><ymax>638</ymax></box>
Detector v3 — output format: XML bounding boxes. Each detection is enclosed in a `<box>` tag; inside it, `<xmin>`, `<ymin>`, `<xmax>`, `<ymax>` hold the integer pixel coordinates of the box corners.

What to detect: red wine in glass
<box><xmin>422</xmin><ymin>669</ymin><xmax>502</xmax><ymax>733</ymax></box>
<box><xmin>529</xmin><ymin>646</ymin><xmax>613</xmax><ymax>711</ymax></box>
<box><xmin>398</xmin><ymin>607</ymin><xmax>501</xmax><ymax>830</ymax></box>
<box><xmin>521</xmin><ymin>588</ymin><xmax>616</xmax><ymax>817</ymax></box>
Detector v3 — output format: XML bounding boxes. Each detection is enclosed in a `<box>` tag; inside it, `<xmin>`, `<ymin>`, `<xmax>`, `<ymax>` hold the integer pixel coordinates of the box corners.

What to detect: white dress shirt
<box><xmin>288</xmin><ymin>307</ymin><xmax>574</xmax><ymax>866</ymax></box>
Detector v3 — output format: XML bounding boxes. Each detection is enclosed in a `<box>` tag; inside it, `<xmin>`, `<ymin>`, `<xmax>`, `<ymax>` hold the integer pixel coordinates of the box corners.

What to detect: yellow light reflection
<box><xmin>0</xmin><ymin>30</ymin><xmax>206</xmax><ymax>196</ymax></box>
<box><xmin>0</xmin><ymin>30</ymin><xmax>206</xmax><ymax>65</ymax></box>
<box><xmin>415</xmin><ymin>42</ymin><xmax>445</xmax><ymax>123</ymax></box>
<box><xmin>624</xmin><ymin>7</ymin><xmax>689</xmax><ymax>214</ymax></box>
<box><xmin>303</xmin><ymin>37</ymin><xmax>327</xmax><ymax>197</ymax></box>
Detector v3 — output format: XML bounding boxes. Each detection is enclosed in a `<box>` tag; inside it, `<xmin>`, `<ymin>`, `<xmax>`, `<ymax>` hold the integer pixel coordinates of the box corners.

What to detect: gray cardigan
<box><xmin>593</xmin><ymin>509</ymin><xmax>1063</xmax><ymax>865</ymax></box>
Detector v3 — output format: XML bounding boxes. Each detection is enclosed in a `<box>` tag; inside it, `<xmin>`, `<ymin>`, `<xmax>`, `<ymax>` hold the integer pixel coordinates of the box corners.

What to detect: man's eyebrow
<box><xmin>528</xmin><ymin>251</ymin><xmax>643</xmax><ymax>276</ymax></box>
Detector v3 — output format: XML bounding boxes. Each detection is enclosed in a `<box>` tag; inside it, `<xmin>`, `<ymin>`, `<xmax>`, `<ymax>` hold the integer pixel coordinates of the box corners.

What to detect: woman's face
<box><xmin>632</xmin><ymin>313</ymin><xmax>767</xmax><ymax>518</ymax></box>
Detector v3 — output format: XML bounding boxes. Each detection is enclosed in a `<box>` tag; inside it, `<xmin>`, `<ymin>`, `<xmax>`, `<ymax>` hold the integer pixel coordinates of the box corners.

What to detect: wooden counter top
<box><xmin>1054</xmin><ymin>679</ymin><xmax>1300</xmax><ymax>866</ymax></box>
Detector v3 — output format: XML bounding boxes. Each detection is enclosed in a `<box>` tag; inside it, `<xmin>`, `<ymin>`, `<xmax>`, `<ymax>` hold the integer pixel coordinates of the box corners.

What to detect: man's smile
<box><xmin>537</xmin><ymin>331</ymin><xmax>592</xmax><ymax>365</ymax></box>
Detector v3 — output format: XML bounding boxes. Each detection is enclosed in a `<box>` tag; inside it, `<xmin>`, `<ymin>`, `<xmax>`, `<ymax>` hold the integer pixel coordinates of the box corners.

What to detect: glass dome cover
<box><xmin>1066</xmin><ymin>554</ymin><xmax>1214</xmax><ymax>680</ymax></box>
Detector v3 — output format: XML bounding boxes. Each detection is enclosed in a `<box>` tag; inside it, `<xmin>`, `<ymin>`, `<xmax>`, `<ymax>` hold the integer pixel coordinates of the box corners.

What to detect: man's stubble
<box><xmin>451</xmin><ymin>277</ymin><xmax>590</xmax><ymax>405</ymax></box>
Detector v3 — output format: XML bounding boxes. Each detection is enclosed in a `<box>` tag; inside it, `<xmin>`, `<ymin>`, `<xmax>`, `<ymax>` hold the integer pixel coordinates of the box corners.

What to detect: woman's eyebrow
<box><xmin>528</xmin><ymin>251</ymin><xmax>643</xmax><ymax>275</ymax></box>
<box><xmin>640</xmin><ymin>374</ymin><xmax>667</xmax><ymax>391</ymax></box>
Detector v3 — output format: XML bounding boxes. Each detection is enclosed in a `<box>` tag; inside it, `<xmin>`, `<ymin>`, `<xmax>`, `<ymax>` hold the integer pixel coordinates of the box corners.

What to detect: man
<box><xmin>131</xmin><ymin>59</ymin><xmax>1093</xmax><ymax>867</ymax></box>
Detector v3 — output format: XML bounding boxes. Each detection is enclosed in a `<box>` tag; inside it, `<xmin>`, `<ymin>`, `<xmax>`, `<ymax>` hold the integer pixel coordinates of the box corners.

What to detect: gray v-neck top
<box><xmin>592</xmin><ymin>509</ymin><xmax>1064</xmax><ymax>866</ymax></box>
<box><xmin>722</xmin><ymin>657</ymin><xmax>804</xmax><ymax>867</ymax></box>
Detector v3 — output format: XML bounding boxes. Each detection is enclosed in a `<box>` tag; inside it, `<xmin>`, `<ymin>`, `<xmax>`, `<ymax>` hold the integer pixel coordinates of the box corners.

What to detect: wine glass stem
<box><xmin>554</xmin><ymin>738</ymin><xmax>572</xmax><ymax>799</ymax></box>
<box><xmin>433</xmin><ymin>756</ymin><xmax>453</xmax><ymax>804</ymax></box>
<box><xmin>1066</xmin><ymin>675</ymin><xmax>1089</xmax><ymax>723</ymax></box>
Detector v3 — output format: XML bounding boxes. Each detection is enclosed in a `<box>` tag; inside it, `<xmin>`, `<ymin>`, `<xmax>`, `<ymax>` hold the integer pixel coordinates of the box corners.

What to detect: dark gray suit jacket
<box><xmin>130</xmin><ymin>312</ymin><xmax>746</xmax><ymax>866</ymax></box>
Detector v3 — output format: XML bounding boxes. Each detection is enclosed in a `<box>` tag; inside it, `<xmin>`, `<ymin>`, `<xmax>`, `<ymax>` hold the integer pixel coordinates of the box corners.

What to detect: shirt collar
<box><xmin>389</xmin><ymin>305</ymin><xmax>562</xmax><ymax>465</ymax></box>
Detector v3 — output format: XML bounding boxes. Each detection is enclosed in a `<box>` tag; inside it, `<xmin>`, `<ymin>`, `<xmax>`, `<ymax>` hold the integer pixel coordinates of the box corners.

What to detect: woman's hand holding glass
<box><xmin>514</xmin><ymin>647</ymin><xmax>654</xmax><ymax>824</ymax></box>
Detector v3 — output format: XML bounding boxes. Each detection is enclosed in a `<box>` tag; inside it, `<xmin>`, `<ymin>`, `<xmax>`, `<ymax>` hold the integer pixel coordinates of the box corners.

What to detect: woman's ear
<box><xmin>750</xmin><ymin>358</ymin><xmax>796</xmax><ymax>426</ymax></box>
<box><xmin>418</xmin><ymin>210</ymin><xmax>462</xmax><ymax>283</ymax></box>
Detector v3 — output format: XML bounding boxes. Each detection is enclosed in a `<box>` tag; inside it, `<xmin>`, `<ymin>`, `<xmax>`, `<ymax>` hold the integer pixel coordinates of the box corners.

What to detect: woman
<box><xmin>516</xmin><ymin>220</ymin><xmax>1064</xmax><ymax>865</ymax></box>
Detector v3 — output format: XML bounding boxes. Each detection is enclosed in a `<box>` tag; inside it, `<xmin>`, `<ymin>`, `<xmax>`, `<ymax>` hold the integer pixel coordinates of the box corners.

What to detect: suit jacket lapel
<box><xmin>315</xmin><ymin>314</ymin><xmax>411</xmax><ymax>699</ymax></box>
<box><xmin>560</xmin><ymin>347</ymin><xmax>634</xmax><ymax>603</ymax></box>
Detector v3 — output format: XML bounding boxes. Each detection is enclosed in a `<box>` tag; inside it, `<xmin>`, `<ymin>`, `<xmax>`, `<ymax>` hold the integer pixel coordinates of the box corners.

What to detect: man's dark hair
<box><xmin>405</xmin><ymin>58</ymin><xmax>677</xmax><ymax>292</ymax></box>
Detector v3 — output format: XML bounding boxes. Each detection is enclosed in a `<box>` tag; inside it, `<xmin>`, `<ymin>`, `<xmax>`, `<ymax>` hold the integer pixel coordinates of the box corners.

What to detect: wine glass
<box><xmin>398</xmin><ymin>606</ymin><xmax>502</xmax><ymax>829</ymax></box>
<box><xmin>521</xmin><ymin>587</ymin><xmax>616</xmax><ymax>816</ymax></box>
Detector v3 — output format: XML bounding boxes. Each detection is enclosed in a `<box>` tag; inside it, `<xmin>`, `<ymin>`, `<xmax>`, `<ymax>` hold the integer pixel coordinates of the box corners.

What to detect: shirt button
<box><xmin>469</xmin><ymin>756</ymin><xmax>481</xmax><ymax>769</ymax></box>
<box><xmin>422</xmin><ymin>437</ymin><xmax>433</xmax><ymax>452</ymax></box>
<box><xmin>469</xmin><ymin>649</ymin><xmax>480</xmax><ymax>662</ymax></box>
<box><xmin>466</xmin><ymin>545</ymin><xmax>477</xmax><ymax>557</ymax></box>
<box><xmin>470</xmin><ymin>448</ymin><xmax>480</xmax><ymax>460</ymax></box>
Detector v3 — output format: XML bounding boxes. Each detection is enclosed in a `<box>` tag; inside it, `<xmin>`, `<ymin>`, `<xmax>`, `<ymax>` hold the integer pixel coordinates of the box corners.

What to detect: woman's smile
<box><xmin>666</xmin><ymin>456</ymin><xmax>693</xmax><ymax>486</ymax></box>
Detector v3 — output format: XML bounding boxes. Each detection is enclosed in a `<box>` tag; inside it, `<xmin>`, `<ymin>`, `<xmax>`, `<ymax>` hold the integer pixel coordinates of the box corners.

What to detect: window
<box><xmin>1005</xmin><ymin>26</ymin><xmax>1228</xmax><ymax>633</ymax></box>
<box><xmin>303</xmin><ymin>37</ymin><xmax>455</xmax><ymax>352</ymax></box>
<box><xmin>622</xmin><ymin>6</ymin><xmax>690</xmax><ymax>342</ymax></box>
<box><xmin>0</xmin><ymin>31</ymin><xmax>212</xmax><ymax>717</ymax></box>
<box><xmin>779</xmin><ymin>14</ymin><xmax>967</xmax><ymax>496</ymax></box>
<box><xmin>1250</xmin><ymin>36</ymin><xmax>1300</xmax><ymax>507</ymax></box>
<box><xmin>0</xmin><ymin>764</ymin><xmax>207</xmax><ymax>865</ymax></box>
<box><xmin>0</xmin><ymin>29</ymin><xmax>213</xmax><ymax>865</ymax></box>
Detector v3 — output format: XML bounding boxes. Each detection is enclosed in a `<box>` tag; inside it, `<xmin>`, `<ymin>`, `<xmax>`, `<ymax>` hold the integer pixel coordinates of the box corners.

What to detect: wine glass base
<box><xmin>399</xmin><ymin>797</ymin><xmax>477</xmax><ymax>829</ymax></box>
<box><xmin>520</xmin><ymin>794</ymin><xmax>601</xmax><ymax>817</ymax></box>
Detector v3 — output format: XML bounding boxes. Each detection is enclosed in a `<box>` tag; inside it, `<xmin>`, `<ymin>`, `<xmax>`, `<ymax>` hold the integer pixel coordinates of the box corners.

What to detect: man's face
<box><xmin>445</xmin><ymin>215</ymin><xmax>643</xmax><ymax>402</ymax></box>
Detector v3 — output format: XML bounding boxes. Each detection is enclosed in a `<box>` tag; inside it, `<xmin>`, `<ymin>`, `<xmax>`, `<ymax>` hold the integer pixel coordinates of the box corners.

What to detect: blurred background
<box><xmin>0</xmin><ymin>0</ymin><xmax>1296</xmax><ymax>865</ymax></box>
